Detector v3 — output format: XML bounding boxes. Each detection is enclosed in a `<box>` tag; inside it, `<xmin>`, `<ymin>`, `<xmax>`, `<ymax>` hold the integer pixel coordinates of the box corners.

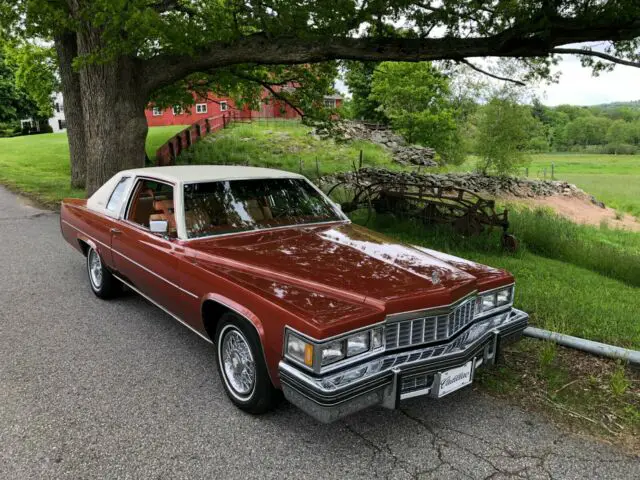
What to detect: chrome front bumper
<box><xmin>279</xmin><ymin>308</ymin><xmax>529</xmax><ymax>423</ymax></box>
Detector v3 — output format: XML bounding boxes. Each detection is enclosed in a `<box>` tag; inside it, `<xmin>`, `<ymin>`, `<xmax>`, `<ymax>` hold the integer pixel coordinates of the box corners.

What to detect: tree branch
<box><xmin>457</xmin><ymin>59</ymin><xmax>526</xmax><ymax>85</ymax></box>
<box><xmin>230</xmin><ymin>71</ymin><xmax>305</xmax><ymax>116</ymax></box>
<box><xmin>551</xmin><ymin>48</ymin><xmax>640</xmax><ymax>68</ymax></box>
<box><xmin>142</xmin><ymin>15</ymin><xmax>640</xmax><ymax>92</ymax></box>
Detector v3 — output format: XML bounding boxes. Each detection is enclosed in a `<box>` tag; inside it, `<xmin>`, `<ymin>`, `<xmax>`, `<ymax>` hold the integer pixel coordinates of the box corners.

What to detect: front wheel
<box><xmin>86</xmin><ymin>247</ymin><xmax>120</xmax><ymax>299</ymax></box>
<box><xmin>215</xmin><ymin>313</ymin><xmax>280</xmax><ymax>414</ymax></box>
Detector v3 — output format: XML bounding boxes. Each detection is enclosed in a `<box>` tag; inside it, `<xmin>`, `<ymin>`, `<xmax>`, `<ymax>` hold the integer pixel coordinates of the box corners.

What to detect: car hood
<box><xmin>186</xmin><ymin>223</ymin><xmax>510</xmax><ymax>322</ymax></box>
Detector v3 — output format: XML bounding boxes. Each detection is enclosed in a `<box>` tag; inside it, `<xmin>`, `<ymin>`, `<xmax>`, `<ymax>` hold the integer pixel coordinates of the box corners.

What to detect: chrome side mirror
<box><xmin>149</xmin><ymin>219</ymin><xmax>168</xmax><ymax>234</ymax></box>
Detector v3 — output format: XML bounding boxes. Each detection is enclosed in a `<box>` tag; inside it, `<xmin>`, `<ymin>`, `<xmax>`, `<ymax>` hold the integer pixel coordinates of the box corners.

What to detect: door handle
<box><xmin>110</xmin><ymin>228</ymin><xmax>122</xmax><ymax>234</ymax></box>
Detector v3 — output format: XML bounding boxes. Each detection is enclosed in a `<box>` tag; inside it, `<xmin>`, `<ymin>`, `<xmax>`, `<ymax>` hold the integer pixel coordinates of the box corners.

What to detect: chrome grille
<box><xmin>385</xmin><ymin>297</ymin><xmax>476</xmax><ymax>350</ymax></box>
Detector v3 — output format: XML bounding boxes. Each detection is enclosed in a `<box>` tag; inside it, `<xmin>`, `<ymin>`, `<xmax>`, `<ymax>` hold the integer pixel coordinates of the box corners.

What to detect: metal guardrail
<box><xmin>524</xmin><ymin>327</ymin><xmax>640</xmax><ymax>366</ymax></box>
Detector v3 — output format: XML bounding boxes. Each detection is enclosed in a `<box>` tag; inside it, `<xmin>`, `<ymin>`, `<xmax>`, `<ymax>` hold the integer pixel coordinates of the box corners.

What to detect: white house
<box><xmin>48</xmin><ymin>92</ymin><xmax>66</xmax><ymax>132</ymax></box>
<box><xmin>20</xmin><ymin>92</ymin><xmax>67</xmax><ymax>133</ymax></box>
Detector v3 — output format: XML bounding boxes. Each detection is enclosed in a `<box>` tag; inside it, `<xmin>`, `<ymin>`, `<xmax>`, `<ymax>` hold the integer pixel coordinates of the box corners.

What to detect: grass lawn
<box><xmin>0</xmin><ymin>125</ymin><xmax>186</xmax><ymax>206</ymax></box>
<box><xmin>177</xmin><ymin>120</ymin><xmax>396</xmax><ymax>178</ymax></box>
<box><xmin>447</xmin><ymin>153</ymin><xmax>640</xmax><ymax>218</ymax></box>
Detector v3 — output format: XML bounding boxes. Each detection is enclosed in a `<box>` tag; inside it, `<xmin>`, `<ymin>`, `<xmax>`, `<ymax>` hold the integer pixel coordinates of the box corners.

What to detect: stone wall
<box><xmin>322</xmin><ymin>167</ymin><xmax>597</xmax><ymax>201</ymax></box>
<box><xmin>310</xmin><ymin>120</ymin><xmax>437</xmax><ymax>167</ymax></box>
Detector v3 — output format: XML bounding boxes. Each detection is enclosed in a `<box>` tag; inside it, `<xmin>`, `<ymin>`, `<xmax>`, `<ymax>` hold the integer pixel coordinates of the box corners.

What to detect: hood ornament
<box><xmin>431</xmin><ymin>271</ymin><xmax>441</xmax><ymax>285</ymax></box>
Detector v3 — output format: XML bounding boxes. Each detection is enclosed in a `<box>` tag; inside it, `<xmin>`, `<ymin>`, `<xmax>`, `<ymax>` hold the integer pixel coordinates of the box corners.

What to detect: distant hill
<box><xmin>592</xmin><ymin>100</ymin><xmax>640</xmax><ymax>109</ymax></box>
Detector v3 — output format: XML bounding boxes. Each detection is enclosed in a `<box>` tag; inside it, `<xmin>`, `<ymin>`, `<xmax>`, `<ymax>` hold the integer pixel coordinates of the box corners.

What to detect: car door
<box><xmin>111</xmin><ymin>177</ymin><xmax>186</xmax><ymax>316</ymax></box>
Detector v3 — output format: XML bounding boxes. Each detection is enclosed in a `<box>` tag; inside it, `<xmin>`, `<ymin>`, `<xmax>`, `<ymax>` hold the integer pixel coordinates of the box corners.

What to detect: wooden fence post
<box><xmin>169</xmin><ymin>141</ymin><xmax>176</xmax><ymax>165</ymax></box>
<box><xmin>316</xmin><ymin>157</ymin><xmax>320</xmax><ymax>179</ymax></box>
<box><xmin>359</xmin><ymin>150</ymin><xmax>363</xmax><ymax>169</ymax></box>
<box><xmin>551</xmin><ymin>162</ymin><xmax>555</xmax><ymax>180</ymax></box>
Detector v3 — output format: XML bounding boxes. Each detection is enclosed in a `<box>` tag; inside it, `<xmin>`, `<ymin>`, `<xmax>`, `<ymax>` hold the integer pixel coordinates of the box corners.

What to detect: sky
<box><xmin>535</xmin><ymin>55</ymin><xmax>640</xmax><ymax>106</ymax></box>
<box><xmin>335</xmin><ymin>54</ymin><xmax>640</xmax><ymax>107</ymax></box>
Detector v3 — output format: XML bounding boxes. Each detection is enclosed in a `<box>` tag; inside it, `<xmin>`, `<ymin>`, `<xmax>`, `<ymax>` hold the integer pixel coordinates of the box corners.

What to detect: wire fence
<box><xmin>519</xmin><ymin>163</ymin><xmax>558</xmax><ymax>181</ymax></box>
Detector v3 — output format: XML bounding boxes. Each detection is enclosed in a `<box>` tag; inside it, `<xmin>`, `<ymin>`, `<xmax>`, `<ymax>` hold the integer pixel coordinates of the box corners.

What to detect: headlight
<box><xmin>347</xmin><ymin>332</ymin><xmax>370</xmax><ymax>356</ymax></box>
<box><xmin>321</xmin><ymin>340</ymin><xmax>346</xmax><ymax>365</ymax></box>
<box><xmin>476</xmin><ymin>286</ymin><xmax>513</xmax><ymax>316</ymax></box>
<box><xmin>285</xmin><ymin>332</ymin><xmax>314</xmax><ymax>367</ymax></box>
<box><xmin>285</xmin><ymin>326</ymin><xmax>385</xmax><ymax>372</ymax></box>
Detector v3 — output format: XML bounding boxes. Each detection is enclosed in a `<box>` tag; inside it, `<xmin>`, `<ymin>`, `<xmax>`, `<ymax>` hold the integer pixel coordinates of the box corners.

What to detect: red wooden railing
<box><xmin>154</xmin><ymin>109</ymin><xmax>276</xmax><ymax>166</ymax></box>
<box><xmin>155</xmin><ymin>113</ymin><xmax>229</xmax><ymax>166</ymax></box>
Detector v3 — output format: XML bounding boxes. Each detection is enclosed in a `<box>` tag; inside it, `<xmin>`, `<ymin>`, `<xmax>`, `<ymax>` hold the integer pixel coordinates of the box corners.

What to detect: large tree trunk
<box><xmin>77</xmin><ymin>30</ymin><xmax>149</xmax><ymax>195</ymax></box>
<box><xmin>55</xmin><ymin>33</ymin><xmax>87</xmax><ymax>189</ymax></box>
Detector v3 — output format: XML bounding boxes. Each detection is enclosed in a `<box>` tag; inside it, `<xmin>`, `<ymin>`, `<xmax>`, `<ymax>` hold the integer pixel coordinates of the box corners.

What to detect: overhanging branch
<box><xmin>230</xmin><ymin>71</ymin><xmax>305</xmax><ymax>116</ymax></box>
<box><xmin>457</xmin><ymin>59</ymin><xmax>526</xmax><ymax>86</ymax></box>
<box><xmin>551</xmin><ymin>48</ymin><xmax>640</xmax><ymax>68</ymax></box>
<box><xmin>142</xmin><ymin>16</ymin><xmax>640</xmax><ymax>92</ymax></box>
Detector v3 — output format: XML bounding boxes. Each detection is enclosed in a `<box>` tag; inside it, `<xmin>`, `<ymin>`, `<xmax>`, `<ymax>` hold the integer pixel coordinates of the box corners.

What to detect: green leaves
<box><xmin>475</xmin><ymin>97</ymin><xmax>536</xmax><ymax>175</ymax></box>
<box><xmin>7</xmin><ymin>42</ymin><xmax>58</xmax><ymax>118</ymax></box>
<box><xmin>369</xmin><ymin>61</ymin><xmax>463</xmax><ymax>163</ymax></box>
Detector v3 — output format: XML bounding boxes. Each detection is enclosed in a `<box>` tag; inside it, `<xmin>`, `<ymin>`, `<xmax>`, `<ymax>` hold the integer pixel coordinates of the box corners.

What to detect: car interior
<box><xmin>127</xmin><ymin>180</ymin><xmax>177</xmax><ymax>236</ymax></box>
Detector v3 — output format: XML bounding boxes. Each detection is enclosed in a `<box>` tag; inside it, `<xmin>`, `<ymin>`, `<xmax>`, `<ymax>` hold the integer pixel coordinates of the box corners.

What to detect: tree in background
<box><xmin>342</xmin><ymin>61</ymin><xmax>387</xmax><ymax>124</ymax></box>
<box><xmin>370</xmin><ymin>62</ymin><xmax>464</xmax><ymax>164</ymax></box>
<box><xmin>475</xmin><ymin>96</ymin><xmax>537</xmax><ymax>175</ymax></box>
<box><xmin>0</xmin><ymin>53</ymin><xmax>31</xmax><ymax>123</ymax></box>
<box><xmin>8</xmin><ymin>42</ymin><xmax>58</xmax><ymax>119</ymax></box>
<box><xmin>606</xmin><ymin>119</ymin><xmax>635</xmax><ymax>154</ymax></box>
<box><xmin>564</xmin><ymin>115</ymin><xmax>611</xmax><ymax>147</ymax></box>
<box><xmin>0</xmin><ymin>46</ymin><xmax>49</xmax><ymax>135</ymax></box>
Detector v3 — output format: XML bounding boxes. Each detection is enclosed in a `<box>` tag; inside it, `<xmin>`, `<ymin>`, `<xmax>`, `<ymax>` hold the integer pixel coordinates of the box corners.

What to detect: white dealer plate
<box><xmin>433</xmin><ymin>361</ymin><xmax>474</xmax><ymax>398</ymax></box>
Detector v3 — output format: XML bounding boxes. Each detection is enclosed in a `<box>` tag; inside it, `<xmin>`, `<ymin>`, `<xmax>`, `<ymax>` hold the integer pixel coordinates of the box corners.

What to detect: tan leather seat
<box><xmin>132</xmin><ymin>197</ymin><xmax>156</xmax><ymax>227</ymax></box>
<box><xmin>153</xmin><ymin>200</ymin><xmax>176</xmax><ymax>232</ymax></box>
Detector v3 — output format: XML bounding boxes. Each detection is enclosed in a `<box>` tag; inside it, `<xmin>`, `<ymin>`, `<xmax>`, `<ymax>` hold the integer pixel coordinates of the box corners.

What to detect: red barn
<box><xmin>146</xmin><ymin>95</ymin><xmax>240</xmax><ymax>127</ymax></box>
<box><xmin>145</xmin><ymin>90</ymin><xmax>342</xmax><ymax>126</ymax></box>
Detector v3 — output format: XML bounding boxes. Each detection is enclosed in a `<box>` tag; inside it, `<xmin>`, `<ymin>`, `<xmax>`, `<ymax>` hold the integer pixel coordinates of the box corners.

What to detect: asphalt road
<box><xmin>0</xmin><ymin>185</ymin><xmax>638</xmax><ymax>479</ymax></box>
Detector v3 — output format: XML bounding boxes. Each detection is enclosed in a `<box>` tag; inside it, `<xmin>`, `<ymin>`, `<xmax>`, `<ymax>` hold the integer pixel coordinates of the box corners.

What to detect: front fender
<box><xmin>200</xmin><ymin>292</ymin><xmax>282</xmax><ymax>388</ymax></box>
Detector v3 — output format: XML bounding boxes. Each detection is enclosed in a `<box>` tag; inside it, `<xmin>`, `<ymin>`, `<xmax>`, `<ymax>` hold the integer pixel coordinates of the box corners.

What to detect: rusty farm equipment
<box><xmin>326</xmin><ymin>177</ymin><xmax>518</xmax><ymax>251</ymax></box>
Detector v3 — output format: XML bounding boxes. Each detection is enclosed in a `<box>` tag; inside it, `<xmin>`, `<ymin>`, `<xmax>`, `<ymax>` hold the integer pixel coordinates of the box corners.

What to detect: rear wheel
<box><xmin>215</xmin><ymin>312</ymin><xmax>279</xmax><ymax>414</ymax></box>
<box><xmin>86</xmin><ymin>247</ymin><xmax>120</xmax><ymax>299</ymax></box>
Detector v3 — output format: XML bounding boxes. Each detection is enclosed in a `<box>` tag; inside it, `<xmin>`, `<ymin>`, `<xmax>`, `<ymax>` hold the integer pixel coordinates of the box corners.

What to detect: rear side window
<box><xmin>106</xmin><ymin>176</ymin><xmax>130</xmax><ymax>212</ymax></box>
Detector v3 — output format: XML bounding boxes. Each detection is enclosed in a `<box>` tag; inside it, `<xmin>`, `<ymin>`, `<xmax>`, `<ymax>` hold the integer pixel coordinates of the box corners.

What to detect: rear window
<box><xmin>183</xmin><ymin>178</ymin><xmax>342</xmax><ymax>238</ymax></box>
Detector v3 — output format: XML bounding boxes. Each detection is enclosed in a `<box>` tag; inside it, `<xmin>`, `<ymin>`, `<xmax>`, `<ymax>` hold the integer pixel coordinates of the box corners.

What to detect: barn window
<box><xmin>152</xmin><ymin>107</ymin><xmax>162</xmax><ymax>116</ymax></box>
<box><xmin>172</xmin><ymin>105</ymin><xmax>183</xmax><ymax>115</ymax></box>
<box><xmin>196</xmin><ymin>103</ymin><xmax>208</xmax><ymax>114</ymax></box>
<box><xmin>220</xmin><ymin>101</ymin><xmax>228</xmax><ymax>112</ymax></box>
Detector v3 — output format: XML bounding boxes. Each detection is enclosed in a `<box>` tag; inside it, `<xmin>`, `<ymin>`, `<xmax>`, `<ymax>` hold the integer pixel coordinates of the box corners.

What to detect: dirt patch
<box><xmin>508</xmin><ymin>195</ymin><xmax>640</xmax><ymax>232</ymax></box>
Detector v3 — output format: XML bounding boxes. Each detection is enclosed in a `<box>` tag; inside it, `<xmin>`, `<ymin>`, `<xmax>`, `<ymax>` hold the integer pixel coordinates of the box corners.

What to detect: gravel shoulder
<box><xmin>1</xmin><ymin>185</ymin><xmax>638</xmax><ymax>479</ymax></box>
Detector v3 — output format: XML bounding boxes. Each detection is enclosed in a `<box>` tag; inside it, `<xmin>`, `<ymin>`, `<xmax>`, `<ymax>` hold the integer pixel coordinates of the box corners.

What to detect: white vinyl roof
<box><xmin>118</xmin><ymin>165</ymin><xmax>303</xmax><ymax>184</ymax></box>
<box><xmin>86</xmin><ymin>165</ymin><xmax>310</xmax><ymax>234</ymax></box>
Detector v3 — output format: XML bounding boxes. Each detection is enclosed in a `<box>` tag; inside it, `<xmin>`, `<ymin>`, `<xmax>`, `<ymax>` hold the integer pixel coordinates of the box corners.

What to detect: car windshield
<box><xmin>183</xmin><ymin>178</ymin><xmax>343</xmax><ymax>238</ymax></box>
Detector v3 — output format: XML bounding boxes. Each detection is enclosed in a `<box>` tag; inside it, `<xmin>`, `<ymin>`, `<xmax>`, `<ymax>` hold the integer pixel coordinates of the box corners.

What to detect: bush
<box><xmin>527</xmin><ymin>136</ymin><xmax>550</xmax><ymax>153</ymax></box>
<box><xmin>565</xmin><ymin>144</ymin><xmax>638</xmax><ymax>155</ymax></box>
<box><xmin>601</xmin><ymin>143</ymin><xmax>637</xmax><ymax>155</ymax></box>
<box><xmin>0</xmin><ymin>121</ymin><xmax>21</xmax><ymax>137</ymax></box>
